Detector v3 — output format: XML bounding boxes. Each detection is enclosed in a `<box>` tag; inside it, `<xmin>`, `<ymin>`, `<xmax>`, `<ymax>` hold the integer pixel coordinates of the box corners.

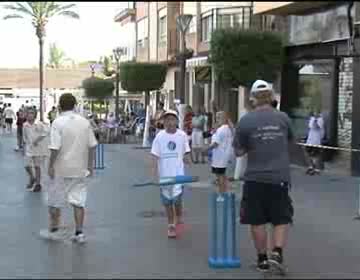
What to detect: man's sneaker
<box><xmin>256</xmin><ymin>260</ymin><xmax>270</xmax><ymax>272</ymax></box>
<box><xmin>32</xmin><ymin>184</ymin><xmax>42</xmax><ymax>192</ymax></box>
<box><xmin>39</xmin><ymin>229</ymin><xmax>68</xmax><ymax>241</ymax></box>
<box><xmin>268</xmin><ymin>251</ymin><xmax>286</xmax><ymax>274</ymax></box>
<box><xmin>71</xmin><ymin>233</ymin><xmax>87</xmax><ymax>244</ymax></box>
<box><xmin>167</xmin><ymin>225</ymin><xmax>176</xmax><ymax>239</ymax></box>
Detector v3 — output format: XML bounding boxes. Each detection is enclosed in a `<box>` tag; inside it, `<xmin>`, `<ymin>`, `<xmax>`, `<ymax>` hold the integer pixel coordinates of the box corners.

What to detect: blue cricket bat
<box><xmin>132</xmin><ymin>175</ymin><xmax>199</xmax><ymax>187</ymax></box>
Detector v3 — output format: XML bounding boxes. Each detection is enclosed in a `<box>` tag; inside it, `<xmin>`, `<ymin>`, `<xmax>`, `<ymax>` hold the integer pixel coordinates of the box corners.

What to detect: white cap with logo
<box><xmin>250</xmin><ymin>80</ymin><xmax>273</xmax><ymax>94</ymax></box>
<box><xmin>163</xmin><ymin>109</ymin><xmax>178</xmax><ymax>119</ymax></box>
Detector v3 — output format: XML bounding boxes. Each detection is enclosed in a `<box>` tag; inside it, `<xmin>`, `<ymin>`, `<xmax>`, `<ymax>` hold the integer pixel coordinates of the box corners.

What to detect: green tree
<box><xmin>3</xmin><ymin>2</ymin><xmax>80</xmax><ymax>121</ymax></box>
<box><xmin>210</xmin><ymin>28</ymin><xmax>284</xmax><ymax>88</ymax></box>
<box><xmin>82</xmin><ymin>76</ymin><xmax>115</xmax><ymax>100</ymax></box>
<box><xmin>47</xmin><ymin>42</ymin><xmax>66</xmax><ymax>69</ymax></box>
<box><xmin>120</xmin><ymin>62</ymin><xmax>166</xmax><ymax>109</ymax></box>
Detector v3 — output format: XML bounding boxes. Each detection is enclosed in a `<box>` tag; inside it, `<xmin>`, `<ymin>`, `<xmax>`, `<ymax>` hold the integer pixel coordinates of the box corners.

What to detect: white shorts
<box><xmin>191</xmin><ymin>130</ymin><xmax>204</xmax><ymax>148</ymax></box>
<box><xmin>47</xmin><ymin>177</ymin><xmax>88</xmax><ymax>208</ymax></box>
<box><xmin>24</xmin><ymin>156</ymin><xmax>46</xmax><ymax>168</ymax></box>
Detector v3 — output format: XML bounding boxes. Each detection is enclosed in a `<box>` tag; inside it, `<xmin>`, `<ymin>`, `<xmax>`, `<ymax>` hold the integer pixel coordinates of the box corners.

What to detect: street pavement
<box><xmin>1</xmin><ymin>133</ymin><xmax>360</xmax><ymax>278</ymax></box>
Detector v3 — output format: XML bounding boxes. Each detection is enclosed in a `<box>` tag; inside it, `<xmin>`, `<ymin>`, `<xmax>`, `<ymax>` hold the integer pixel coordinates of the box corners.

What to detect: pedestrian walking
<box><xmin>3</xmin><ymin>103</ymin><xmax>15</xmax><ymax>134</ymax></box>
<box><xmin>207</xmin><ymin>111</ymin><xmax>234</xmax><ymax>195</ymax></box>
<box><xmin>191</xmin><ymin>107</ymin><xmax>206</xmax><ymax>164</ymax></box>
<box><xmin>23</xmin><ymin>107</ymin><xmax>49</xmax><ymax>192</ymax></box>
<box><xmin>48</xmin><ymin>106</ymin><xmax>57</xmax><ymax>125</ymax></box>
<box><xmin>40</xmin><ymin>93</ymin><xmax>98</xmax><ymax>243</ymax></box>
<box><xmin>150</xmin><ymin>109</ymin><xmax>191</xmax><ymax>239</ymax></box>
<box><xmin>304</xmin><ymin>111</ymin><xmax>325</xmax><ymax>175</ymax></box>
<box><xmin>15</xmin><ymin>108</ymin><xmax>27</xmax><ymax>151</ymax></box>
<box><xmin>233</xmin><ymin>80</ymin><xmax>294</xmax><ymax>274</ymax></box>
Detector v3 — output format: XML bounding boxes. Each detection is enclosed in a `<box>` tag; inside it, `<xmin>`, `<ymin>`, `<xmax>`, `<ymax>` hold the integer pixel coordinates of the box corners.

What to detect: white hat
<box><xmin>163</xmin><ymin>109</ymin><xmax>178</xmax><ymax>119</ymax></box>
<box><xmin>250</xmin><ymin>80</ymin><xmax>272</xmax><ymax>94</ymax></box>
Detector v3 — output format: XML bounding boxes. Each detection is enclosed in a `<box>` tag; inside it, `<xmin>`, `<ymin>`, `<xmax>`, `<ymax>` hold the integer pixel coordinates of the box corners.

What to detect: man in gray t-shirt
<box><xmin>233</xmin><ymin>80</ymin><xmax>294</xmax><ymax>274</ymax></box>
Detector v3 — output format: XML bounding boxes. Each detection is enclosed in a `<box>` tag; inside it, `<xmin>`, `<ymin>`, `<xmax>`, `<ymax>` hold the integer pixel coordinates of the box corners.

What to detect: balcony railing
<box><xmin>200</xmin><ymin>6</ymin><xmax>253</xmax><ymax>42</ymax></box>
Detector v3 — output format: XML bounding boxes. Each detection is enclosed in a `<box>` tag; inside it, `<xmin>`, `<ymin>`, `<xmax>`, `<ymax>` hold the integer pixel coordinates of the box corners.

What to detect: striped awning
<box><xmin>186</xmin><ymin>56</ymin><xmax>209</xmax><ymax>68</ymax></box>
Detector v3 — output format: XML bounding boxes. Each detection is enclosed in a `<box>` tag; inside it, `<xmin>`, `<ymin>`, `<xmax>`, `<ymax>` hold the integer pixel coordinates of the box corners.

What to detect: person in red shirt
<box><xmin>183</xmin><ymin>105</ymin><xmax>194</xmax><ymax>162</ymax></box>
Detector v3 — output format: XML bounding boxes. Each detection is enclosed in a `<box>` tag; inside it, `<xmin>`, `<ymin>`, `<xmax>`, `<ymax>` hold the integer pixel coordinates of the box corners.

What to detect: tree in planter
<box><xmin>82</xmin><ymin>76</ymin><xmax>115</xmax><ymax>117</ymax></box>
<box><xmin>3</xmin><ymin>2</ymin><xmax>79</xmax><ymax>121</ymax></box>
<box><xmin>119</xmin><ymin>62</ymin><xmax>167</xmax><ymax>146</ymax></box>
<box><xmin>210</xmin><ymin>28</ymin><xmax>284</xmax><ymax>89</ymax></box>
<box><xmin>211</xmin><ymin>28</ymin><xmax>284</xmax><ymax>180</ymax></box>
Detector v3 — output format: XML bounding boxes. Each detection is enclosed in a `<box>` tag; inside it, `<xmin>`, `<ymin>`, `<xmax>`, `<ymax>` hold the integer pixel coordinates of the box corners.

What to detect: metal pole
<box><xmin>180</xmin><ymin>30</ymin><xmax>186</xmax><ymax>104</ymax></box>
<box><xmin>115</xmin><ymin>59</ymin><xmax>120</xmax><ymax>122</ymax></box>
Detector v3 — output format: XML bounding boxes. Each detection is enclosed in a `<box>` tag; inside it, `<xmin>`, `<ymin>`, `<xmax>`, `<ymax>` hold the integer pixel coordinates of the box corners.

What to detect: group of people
<box><xmin>2</xmin><ymin>81</ymin><xmax>295</xmax><ymax>273</ymax></box>
<box><xmin>150</xmin><ymin>79</ymin><xmax>294</xmax><ymax>273</ymax></box>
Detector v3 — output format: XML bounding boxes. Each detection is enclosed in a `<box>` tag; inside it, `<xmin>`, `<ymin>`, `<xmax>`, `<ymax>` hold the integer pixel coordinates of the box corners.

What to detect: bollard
<box><xmin>208</xmin><ymin>192</ymin><xmax>241</xmax><ymax>268</ymax></box>
<box><xmin>94</xmin><ymin>143</ymin><xmax>105</xmax><ymax>170</ymax></box>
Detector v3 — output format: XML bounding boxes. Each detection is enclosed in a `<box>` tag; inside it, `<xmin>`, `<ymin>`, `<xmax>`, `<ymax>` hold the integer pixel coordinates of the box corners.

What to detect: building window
<box><xmin>137</xmin><ymin>17</ymin><xmax>148</xmax><ymax>48</ymax></box>
<box><xmin>158</xmin><ymin>15</ymin><xmax>167</xmax><ymax>46</ymax></box>
<box><xmin>188</xmin><ymin>16</ymin><xmax>196</xmax><ymax>34</ymax></box>
<box><xmin>201</xmin><ymin>15</ymin><xmax>213</xmax><ymax>42</ymax></box>
<box><xmin>218</xmin><ymin>9</ymin><xmax>251</xmax><ymax>29</ymax></box>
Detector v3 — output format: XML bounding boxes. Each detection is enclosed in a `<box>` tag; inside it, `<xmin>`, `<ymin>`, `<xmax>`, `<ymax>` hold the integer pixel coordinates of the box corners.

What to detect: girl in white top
<box><xmin>151</xmin><ymin>110</ymin><xmax>191</xmax><ymax>239</ymax></box>
<box><xmin>23</xmin><ymin>108</ymin><xmax>49</xmax><ymax>192</ymax></box>
<box><xmin>207</xmin><ymin>111</ymin><xmax>234</xmax><ymax>194</ymax></box>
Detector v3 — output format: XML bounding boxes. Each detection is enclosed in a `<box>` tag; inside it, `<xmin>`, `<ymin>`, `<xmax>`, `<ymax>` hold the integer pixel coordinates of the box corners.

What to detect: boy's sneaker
<box><xmin>268</xmin><ymin>251</ymin><xmax>286</xmax><ymax>274</ymax></box>
<box><xmin>39</xmin><ymin>229</ymin><xmax>68</xmax><ymax>241</ymax></box>
<box><xmin>256</xmin><ymin>259</ymin><xmax>270</xmax><ymax>272</ymax></box>
<box><xmin>167</xmin><ymin>224</ymin><xmax>176</xmax><ymax>239</ymax></box>
<box><xmin>71</xmin><ymin>233</ymin><xmax>87</xmax><ymax>244</ymax></box>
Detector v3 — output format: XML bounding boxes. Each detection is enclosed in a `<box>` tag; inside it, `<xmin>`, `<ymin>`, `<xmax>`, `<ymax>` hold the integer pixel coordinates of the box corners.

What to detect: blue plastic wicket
<box><xmin>94</xmin><ymin>143</ymin><xmax>105</xmax><ymax>170</ymax></box>
<box><xmin>208</xmin><ymin>192</ymin><xmax>241</xmax><ymax>269</ymax></box>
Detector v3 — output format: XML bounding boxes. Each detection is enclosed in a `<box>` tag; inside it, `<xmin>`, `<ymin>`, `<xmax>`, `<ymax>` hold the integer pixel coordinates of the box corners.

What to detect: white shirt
<box><xmin>151</xmin><ymin>129</ymin><xmax>191</xmax><ymax>199</ymax></box>
<box><xmin>23</xmin><ymin>121</ymin><xmax>49</xmax><ymax>157</ymax></box>
<box><xmin>49</xmin><ymin>111</ymin><xmax>98</xmax><ymax>178</ymax></box>
<box><xmin>306</xmin><ymin>116</ymin><xmax>324</xmax><ymax>145</ymax></box>
<box><xmin>211</xmin><ymin>124</ymin><xmax>234</xmax><ymax>168</ymax></box>
<box><xmin>4</xmin><ymin>107</ymin><xmax>15</xmax><ymax>119</ymax></box>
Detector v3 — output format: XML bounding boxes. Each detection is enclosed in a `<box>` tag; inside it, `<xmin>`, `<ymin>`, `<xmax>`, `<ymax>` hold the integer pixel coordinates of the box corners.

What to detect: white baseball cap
<box><xmin>163</xmin><ymin>109</ymin><xmax>178</xmax><ymax>119</ymax></box>
<box><xmin>250</xmin><ymin>80</ymin><xmax>272</xmax><ymax>94</ymax></box>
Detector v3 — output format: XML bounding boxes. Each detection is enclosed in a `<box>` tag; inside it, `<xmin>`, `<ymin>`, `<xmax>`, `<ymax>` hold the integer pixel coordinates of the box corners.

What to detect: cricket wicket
<box><xmin>208</xmin><ymin>192</ymin><xmax>241</xmax><ymax>268</ymax></box>
<box><xmin>94</xmin><ymin>143</ymin><xmax>105</xmax><ymax>170</ymax></box>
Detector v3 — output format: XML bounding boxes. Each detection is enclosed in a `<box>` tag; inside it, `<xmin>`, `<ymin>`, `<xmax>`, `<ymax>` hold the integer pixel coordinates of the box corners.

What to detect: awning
<box><xmin>255</xmin><ymin>1</ymin><xmax>337</xmax><ymax>16</ymax></box>
<box><xmin>186</xmin><ymin>56</ymin><xmax>209</xmax><ymax>68</ymax></box>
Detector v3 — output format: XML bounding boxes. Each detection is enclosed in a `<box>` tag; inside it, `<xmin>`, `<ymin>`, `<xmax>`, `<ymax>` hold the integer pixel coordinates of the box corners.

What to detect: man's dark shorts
<box><xmin>240</xmin><ymin>181</ymin><xmax>294</xmax><ymax>226</ymax></box>
<box><xmin>5</xmin><ymin>118</ymin><xmax>13</xmax><ymax>125</ymax></box>
<box><xmin>212</xmin><ymin>167</ymin><xmax>226</xmax><ymax>175</ymax></box>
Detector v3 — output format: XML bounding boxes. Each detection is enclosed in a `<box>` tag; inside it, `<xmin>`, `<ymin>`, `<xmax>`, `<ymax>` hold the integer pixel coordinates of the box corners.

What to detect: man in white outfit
<box><xmin>40</xmin><ymin>93</ymin><xmax>98</xmax><ymax>243</ymax></box>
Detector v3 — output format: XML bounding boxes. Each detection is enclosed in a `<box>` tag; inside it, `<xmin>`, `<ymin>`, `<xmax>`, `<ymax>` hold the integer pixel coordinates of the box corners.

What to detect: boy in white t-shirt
<box><xmin>207</xmin><ymin>111</ymin><xmax>234</xmax><ymax>195</ymax></box>
<box><xmin>151</xmin><ymin>110</ymin><xmax>191</xmax><ymax>238</ymax></box>
<box><xmin>23</xmin><ymin>108</ymin><xmax>49</xmax><ymax>192</ymax></box>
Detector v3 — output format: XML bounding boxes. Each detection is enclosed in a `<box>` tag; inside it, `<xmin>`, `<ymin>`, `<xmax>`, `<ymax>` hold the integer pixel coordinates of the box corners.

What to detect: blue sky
<box><xmin>0</xmin><ymin>2</ymin><xmax>129</xmax><ymax>68</ymax></box>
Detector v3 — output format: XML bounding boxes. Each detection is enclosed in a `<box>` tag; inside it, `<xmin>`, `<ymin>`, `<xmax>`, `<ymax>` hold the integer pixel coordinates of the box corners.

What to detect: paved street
<box><xmin>1</xmin><ymin>133</ymin><xmax>360</xmax><ymax>278</ymax></box>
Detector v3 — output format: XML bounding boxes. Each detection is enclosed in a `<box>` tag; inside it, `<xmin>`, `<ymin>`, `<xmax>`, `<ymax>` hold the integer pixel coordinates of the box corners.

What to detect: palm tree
<box><xmin>3</xmin><ymin>2</ymin><xmax>80</xmax><ymax>121</ymax></box>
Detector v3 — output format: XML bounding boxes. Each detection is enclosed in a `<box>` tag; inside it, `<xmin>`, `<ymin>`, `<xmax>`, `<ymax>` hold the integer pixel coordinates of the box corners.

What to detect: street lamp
<box><xmin>176</xmin><ymin>14</ymin><xmax>193</xmax><ymax>104</ymax></box>
<box><xmin>113</xmin><ymin>47</ymin><xmax>126</xmax><ymax>122</ymax></box>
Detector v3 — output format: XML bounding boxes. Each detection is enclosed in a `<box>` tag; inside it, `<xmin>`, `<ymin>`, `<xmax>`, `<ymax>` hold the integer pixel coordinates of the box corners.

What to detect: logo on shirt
<box><xmin>167</xmin><ymin>141</ymin><xmax>176</xmax><ymax>151</ymax></box>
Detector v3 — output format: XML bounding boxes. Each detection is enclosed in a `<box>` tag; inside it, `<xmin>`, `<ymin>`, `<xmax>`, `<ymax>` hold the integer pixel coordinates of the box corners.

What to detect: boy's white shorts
<box><xmin>47</xmin><ymin>177</ymin><xmax>88</xmax><ymax>208</ymax></box>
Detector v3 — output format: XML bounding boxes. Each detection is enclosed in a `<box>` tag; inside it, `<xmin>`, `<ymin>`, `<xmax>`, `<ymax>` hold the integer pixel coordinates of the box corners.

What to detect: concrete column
<box><xmin>204</xmin><ymin>83</ymin><xmax>209</xmax><ymax>113</ymax></box>
<box><xmin>189</xmin><ymin>68</ymin><xmax>194</xmax><ymax>107</ymax></box>
<box><xmin>211</xmin><ymin>65</ymin><xmax>216</xmax><ymax>112</ymax></box>
<box><xmin>237</xmin><ymin>86</ymin><xmax>246</xmax><ymax>121</ymax></box>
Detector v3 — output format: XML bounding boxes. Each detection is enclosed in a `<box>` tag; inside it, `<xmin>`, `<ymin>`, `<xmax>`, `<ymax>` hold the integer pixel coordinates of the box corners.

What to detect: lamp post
<box><xmin>176</xmin><ymin>14</ymin><xmax>193</xmax><ymax>104</ymax></box>
<box><xmin>113</xmin><ymin>47</ymin><xmax>126</xmax><ymax>122</ymax></box>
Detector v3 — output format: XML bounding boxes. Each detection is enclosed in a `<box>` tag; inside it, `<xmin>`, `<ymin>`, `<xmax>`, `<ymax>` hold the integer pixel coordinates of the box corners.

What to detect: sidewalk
<box><xmin>1</xmin><ymin>134</ymin><xmax>360</xmax><ymax>278</ymax></box>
